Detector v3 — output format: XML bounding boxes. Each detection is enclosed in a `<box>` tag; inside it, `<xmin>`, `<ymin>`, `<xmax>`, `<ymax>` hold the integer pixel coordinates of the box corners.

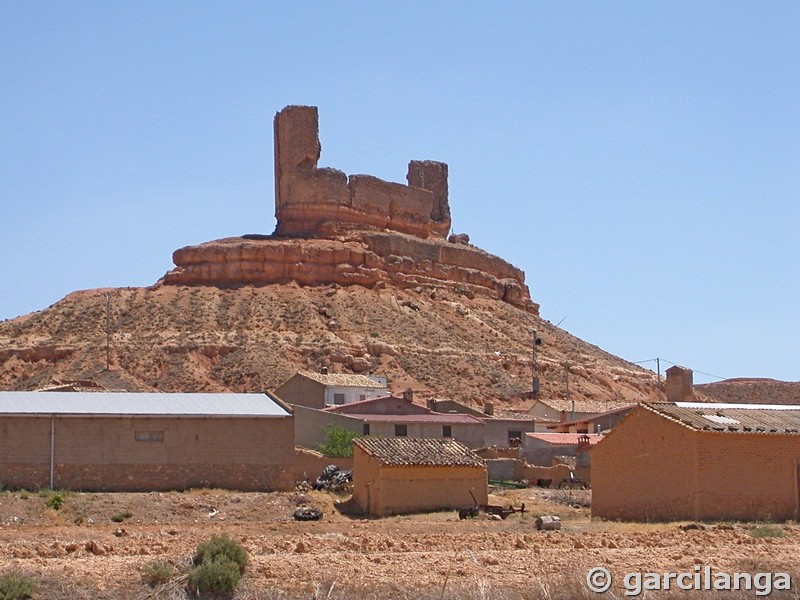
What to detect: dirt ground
<box><xmin>2</xmin><ymin>486</ymin><xmax>800</xmax><ymax>599</ymax></box>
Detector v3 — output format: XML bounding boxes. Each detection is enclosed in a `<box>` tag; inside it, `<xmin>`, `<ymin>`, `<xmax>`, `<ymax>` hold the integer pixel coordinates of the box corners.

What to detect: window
<box><xmin>363</xmin><ymin>423</ymin><xmax>370</xmax><ymax>435</ymax></box>
<box><xmin>135</xmin><ymin>431</ymin><xmax>164</xmax><ymax>442</ymax></box>
<box><xmin>333</xmin><ymin>393</ymin><xmax>345</xmax><ymax>405</ymax></box>
<box><xmin>442</xmin><ymin>425</ymin><xmax>452</xmax><ymax>438</ymax></box>
<box><xmin>394</xmin><ymin>424</ymin><xmax>407</xmax><ymax>437</ymax></box>
<box><xmin>359</xmin><ymin>394</ymin><xmax>367</xmax><ymax>402</ymax></box>
<box><xmin>508</xmin><ymin>430</ymin><xmax>522</xmax><ymax>447</ymax></box>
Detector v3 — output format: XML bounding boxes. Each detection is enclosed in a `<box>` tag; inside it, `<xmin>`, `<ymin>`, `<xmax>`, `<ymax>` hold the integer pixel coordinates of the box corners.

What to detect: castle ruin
<box><xmin>162</xmin><ymin>106</ymin><xmax>538</xmax><ymax>314</ymax></box>
<box><xmin>273</xmin><ymin>105</ymin><xmax>451</xmax><ymax>239</ymax></box>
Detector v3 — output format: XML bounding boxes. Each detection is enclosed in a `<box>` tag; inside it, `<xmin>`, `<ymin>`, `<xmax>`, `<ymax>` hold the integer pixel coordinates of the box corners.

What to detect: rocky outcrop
<box><xmin>161</xmin><ymin>105</ymin><xmax>537</xmax><ymax>313</ymax></box>
<box><xmin>163</xmin><ymin>229</ymin><xmax>538</xmax><ymax>313</ymax></box>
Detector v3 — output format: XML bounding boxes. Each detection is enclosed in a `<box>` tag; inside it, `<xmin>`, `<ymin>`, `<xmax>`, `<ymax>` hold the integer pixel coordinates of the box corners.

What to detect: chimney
<box><xmin>426</xmin><ymin>398</ymin><xmax>436</xmax><ymax>411</ymax></box>
<box><xmin>484</xmin><ymin>400</ymin><xmax>494</xmax><ymax>416</ymax></box>
<box><xmin>402</xmin><ymin>388</ymin><xmax>414</xmax><ymax>402</ymax></box>
<box><xmin>665</xmin><ymin>365</ymin><xmax>693</xmax><ymax>402</ymax></box>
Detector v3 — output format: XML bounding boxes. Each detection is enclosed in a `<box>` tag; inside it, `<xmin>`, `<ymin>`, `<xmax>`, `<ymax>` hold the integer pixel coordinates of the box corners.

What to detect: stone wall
<box><xmin>274</xmin><ymin>105</ymin><xmax>451</xmax><ymax>239</ymax></box>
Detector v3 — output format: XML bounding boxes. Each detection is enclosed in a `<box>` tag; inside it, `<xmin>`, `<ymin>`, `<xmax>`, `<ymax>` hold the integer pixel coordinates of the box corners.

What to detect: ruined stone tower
<box><xmin>273</xmin><ymin>105</ymin><xmax>451</xmax><ymax>239</ymax></box>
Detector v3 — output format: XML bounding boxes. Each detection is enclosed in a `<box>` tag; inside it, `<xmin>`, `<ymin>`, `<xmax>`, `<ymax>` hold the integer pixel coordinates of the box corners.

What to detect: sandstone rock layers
<box><xmin>163</xmin><ymin>105</ymin><xmax>538</xmax><ymax>314</ymax></box>
<box><xmin>163</xmin><ymin>231</ymin><xmax>539</xmax><ymax>314</ymax></box>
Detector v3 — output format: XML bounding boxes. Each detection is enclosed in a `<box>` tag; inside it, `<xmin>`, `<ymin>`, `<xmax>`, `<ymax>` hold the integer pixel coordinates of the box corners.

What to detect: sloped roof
<box><xmin>298</xmin><ymin>371</ymin><xmax>386</xmax><ymax>388</ymax></box>
<box><xmin>0</xmin><ymin>391</ymin><xmax>291</xmax><ymax>418</ymax></box>
<box><xmin>643</xmin><ymin>402</ymin><xmax>800</xmax><ymax>435</ymax></box>
<box><xmin>526</xmin><ymin>432</ymin><xmax>605</xmax><ymax>446</ymax></box>
<box><xmin>360</xmin><ymin>414</ymin><xmax>484</xmax><ymax>424</ymax></box>
<box><xmin>534</xmin><ymin>398</ymin><xmax>633</xmax><ymax>414</ymax></box>
<box><xmin>323</xmin><ymin>394</ymin><xmax>404</xmax><ymax>412</ymax></box>
<box><xmin>354</xmin><ymin>437</ymin><xmax>485</xmax><ymax>467</ymax></box>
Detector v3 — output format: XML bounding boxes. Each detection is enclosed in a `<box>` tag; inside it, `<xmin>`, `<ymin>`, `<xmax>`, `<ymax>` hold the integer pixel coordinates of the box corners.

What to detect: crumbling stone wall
<box><xmin>274</xmin><ymin>105</ymin><xmax>451</xmax><ymax>239</ymax></box>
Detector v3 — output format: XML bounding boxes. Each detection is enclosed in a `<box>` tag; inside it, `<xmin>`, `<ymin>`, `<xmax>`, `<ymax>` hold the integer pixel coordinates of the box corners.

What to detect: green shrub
<box><xmin>0</xmin><ymin>570</ymin><xmax>36</xmax><ymax>600</ymax></box>
<box><xmin>141</xmin><ymin>560</ymin><xmax>174</xmax><ymax>587</ymax></box>
<box><xmin>44</xmin><ymin>493</ymin><xmax>64</xmax><ymax>511</ymax></box>
<box><xmin>192</xmin><ymin>534</ymin><xmax>248</xmax><ymax>574</ymax></box>
<box><xmin>110</xmin><ymin>510</ymin><xmax>133</xmax><ymax>523</ymax></box>
<box><xmin>317</xmin><ymin>424</ymin><xmax>361</xmax><ymax>458</ymax></box>
<box><xmin>186</xmin><ymin>557</ymin><xmax>241</xmax><ymax>596</ymax></box>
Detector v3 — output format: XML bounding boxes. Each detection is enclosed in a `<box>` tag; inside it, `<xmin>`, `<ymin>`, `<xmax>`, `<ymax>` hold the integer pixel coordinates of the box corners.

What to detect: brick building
<box><xmin>352</xmin><ymin>437</ymin><xmax>487</xmax><ymax>517</ymax></box>
<box><xmin>592</xmin><ymin>402</ymin><xmax>800</xmax><ymax>521</ymax></box>
<box><xmin>0</xmin><ymin>391</ymin><xmax>294</xmax><ymax>492</ymax></box>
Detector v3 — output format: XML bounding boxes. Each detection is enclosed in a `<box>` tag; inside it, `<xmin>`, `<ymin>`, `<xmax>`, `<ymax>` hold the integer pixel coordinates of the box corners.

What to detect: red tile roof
<box><xmin>323</xmin><ymin>394</ymin><xmax>401</xmax><ymax>412</ymax></box>
<box><xmin>525</xmin><ymin>432</ymin><xmax>605</xmax><ymax>446</ymax></box>
<box><xmin>298</xmin><ymin>371</ymin><xmax>386</xmax><ymax>388</ymax></box>
<box><xmin>360</xmin><ymin>414</ymin><xmax>484</xmax><ymax>424</ymax></box>
<box><xmin>355</xmin><ymin>437</ymin><xmax>485</xmax><ymax>467</ymax></box>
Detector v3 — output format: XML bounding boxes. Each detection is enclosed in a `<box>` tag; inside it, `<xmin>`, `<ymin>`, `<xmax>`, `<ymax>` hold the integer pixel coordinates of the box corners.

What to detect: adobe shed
<box><xmin>0</xmin><ymin>391</ymin><xmax>295</xmax><ymax>492</ymax></box>
<box><xmin>352</xmin><ymin>437</ymin><xmax>488</xmax><ymax>517</ymax></box>
<box><xmin>592</xmin><ymin>402</ymin><xmax>800</xmax><ymax>522</ymax></box>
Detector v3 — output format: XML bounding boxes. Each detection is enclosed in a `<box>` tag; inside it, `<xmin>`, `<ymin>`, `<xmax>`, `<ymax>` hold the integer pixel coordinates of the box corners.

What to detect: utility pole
<box><xmin>656</xmin><ymin>357</ymin><xmax>661</xmax><ymax>401</ymax></box>
<box><xmin>531</xmin><ymin>330</ymin><xmax>541</xmax><ymax>395</ymax></box>
<box><xmin>105</xmin><ymin>293</ymin><xmax>111</xmax><ymax>371</ymax></box>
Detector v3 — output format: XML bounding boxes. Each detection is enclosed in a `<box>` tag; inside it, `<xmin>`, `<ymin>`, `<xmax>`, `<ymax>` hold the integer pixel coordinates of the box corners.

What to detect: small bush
<box><xmin>0</xmin><ymin>570</ymin><xmax>36</xmax><ymax>600</ymax></box>
<box><xmin>110</xmin><ymin>511</ymin><xmax>133</xmax><ymax>523</ymax></box>
<box><xmin>192</xmin><ymin>534</ymin><xmax>248</xmax><ymax>574</ymax></box>
<box><xmin>317</xmin><ymin>424</ymin><xmax>361</xmax><ymax>458</ymax></box>
<box><xmin>186</xmin><ymin>557</ymin><xmax>241</xmax><ymax>596</ymax></box>
<box><xmin>44</xmin><ymin>493</ymin><xmax>64</xmax><ymax>511</ymax></box>
<box><xmin>750</xmin><ymin>523</ymin><xmax>785</xmax><ymax>538</ymax></box>
<box><xmin>141</xmin><ymin>560</ymin><xmax>174</xmax><ymax>587</ymax></box>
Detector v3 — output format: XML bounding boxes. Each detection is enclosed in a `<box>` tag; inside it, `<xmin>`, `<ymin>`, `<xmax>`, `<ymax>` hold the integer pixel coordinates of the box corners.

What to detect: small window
<box><xmin>442</xmin><ymin>425</ymin><xmax>452</xmax><ymax>438</ymax></box>
<box><xmin>333</xmin><ymin>393</ymin><xmax>345</xmax><ymax>405</ymax></box>
<box><xmin>135</xmin><ymin>431</ymin><xmax>164</xmax><ymax>442</ymax></box>
<box><xmin>395</xmin><ymin>424</ymin><xmax>407</xmax><ymax>437</ymax></box>
<box><xmin>359</xmin><ymin>394</ymin><xmax>367</xmax><ymax>402</ymax></box>
<box><xmin>363</xmin><ymin>423</ymin><xmax>370</xmax><ymax>435</ymax></box>
<box><xmin>508</xmin><ymin>430</ymin><xmax>522</xmax><ymax>447</ymax></box>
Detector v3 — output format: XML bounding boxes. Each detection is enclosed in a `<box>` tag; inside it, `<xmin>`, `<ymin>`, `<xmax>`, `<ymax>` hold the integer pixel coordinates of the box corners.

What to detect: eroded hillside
<box><xmin>0</xmin><ymin>281</ymin><xmax>659</xmax><ymax>408</ymax></box>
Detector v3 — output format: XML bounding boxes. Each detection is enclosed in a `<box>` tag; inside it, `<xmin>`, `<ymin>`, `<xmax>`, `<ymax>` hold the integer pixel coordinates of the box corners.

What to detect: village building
<box><xmin>352</xmin><ymin>437</ymin><xmax>488</xmax><ymax>516</ymax></box>
<box><xmin>291</xmin><ymin>393</ymin><xmax>487</xmax><ymax>449</ymax></box>
<box><xmin>546</xmin><ymin>405</ymin><xmax>633</xmax><ymax>434</ymax></box>
<box><xmin>592</xmin><ymin>402</ymin><xmax>800</xmax><ymax>521</ymax></box>
<box><xmin>274</xmin><ymin>370</ymin><xmax>388</xmax><ymax>409</ymax></box>
<box><xmin>523</xmin><ymin>432</ymin><xmax>604</xmax><ymax>466</ymax></box>
<box><xmin>426</xmin><ymin>397</ymin><xmax>538</xmax><ymax>446</ymax></box>
<box><xmin>528</xmin><ymin>398</ymin><xmax>633</xmax><ymax>424</ymax></box>
<box><xmin>522</xmin><ymin>432</ymin><xmax>603</xmax><ymax>483</ymax></box>
<box><xmin>0</xmin><ymin>391</ymin><xmax>295</xmax><ymax>492</ymax></box>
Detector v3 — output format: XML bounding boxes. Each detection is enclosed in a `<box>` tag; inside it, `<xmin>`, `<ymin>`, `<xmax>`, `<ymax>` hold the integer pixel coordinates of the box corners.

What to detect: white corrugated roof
<box><xmin>0</xmin><ymin>392</ymin><xmax>291</xmax><ymax>418</ymax></box>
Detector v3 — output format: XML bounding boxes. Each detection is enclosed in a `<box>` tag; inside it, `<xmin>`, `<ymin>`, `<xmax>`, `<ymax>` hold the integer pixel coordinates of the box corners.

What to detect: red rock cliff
<box><xmin>162</xmin><ymin>105</ymin><xmax>538</xmax><ymax>314</ymax></box>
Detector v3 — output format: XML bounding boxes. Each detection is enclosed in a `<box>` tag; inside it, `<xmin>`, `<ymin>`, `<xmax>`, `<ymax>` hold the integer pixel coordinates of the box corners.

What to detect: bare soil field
<box><xmin>1</xmin><ymin>486</ymin><xmax>799</xmax><ymax>599</ymax></box>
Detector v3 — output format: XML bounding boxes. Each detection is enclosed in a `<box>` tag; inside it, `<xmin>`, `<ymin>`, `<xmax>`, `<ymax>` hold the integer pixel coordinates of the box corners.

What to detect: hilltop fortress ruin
<box><xmin>163</xmin><ymin>105</ymin><xmax>538</xmax><ymax>314</ymax></box>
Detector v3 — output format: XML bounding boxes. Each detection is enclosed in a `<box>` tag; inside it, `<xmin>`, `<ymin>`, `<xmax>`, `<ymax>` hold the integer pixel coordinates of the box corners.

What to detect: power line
<box><xmin>632</xmin><ymin>357</ymin><xmax>727</xmax><ymax>381</ymax></box>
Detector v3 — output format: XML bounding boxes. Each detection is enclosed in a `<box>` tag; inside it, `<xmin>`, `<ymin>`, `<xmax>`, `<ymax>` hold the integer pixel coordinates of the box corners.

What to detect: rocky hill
<box><xmin>696</xmin><ymin>378</ymin><xmax>800</xmax><ymax>405</ymax></box>
<box><xmin>1</xmin><ymin>105</ymin><xmax>793</xmax><ymax>408</ymax></box>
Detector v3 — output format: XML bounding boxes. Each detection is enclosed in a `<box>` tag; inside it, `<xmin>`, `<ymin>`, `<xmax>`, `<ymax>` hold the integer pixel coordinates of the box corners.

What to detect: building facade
<box><xmin>592</xmin><ymin>402</ymin><xmax>800</xmax><ymax>521</ymax></box>
<box><xmin>275</xmin><ymin>371</ymin><xmax>388</xmax><ymax>409</ymax></box>
<box><xmin>352</xmin><ymin>437</ymin><xmax>488</xmax><ymax>517</ymax></box>
<box><xmin>0</xmin><ymin>391</ymin><xmax>294</xmax><ymax>492</ymax></box>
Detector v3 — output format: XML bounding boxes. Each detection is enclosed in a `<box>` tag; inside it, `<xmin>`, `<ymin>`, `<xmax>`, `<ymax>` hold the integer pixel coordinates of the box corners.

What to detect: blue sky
<box><xmin>1</xmin><ymin>2</ymin><xmax>797</xmax><ymax>384</ymax></box>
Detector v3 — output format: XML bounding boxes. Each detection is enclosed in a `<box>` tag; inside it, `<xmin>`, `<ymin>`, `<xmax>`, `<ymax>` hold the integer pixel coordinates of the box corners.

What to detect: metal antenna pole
<box><xmin>532</xmin><ymin>330</ymin><xmax>541</xmax><ymax>395</ymax></box>
<box><xmin>105</xmin><ymin>293</ymin><xmax>111</xmax><ymax>371</ymax></box>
